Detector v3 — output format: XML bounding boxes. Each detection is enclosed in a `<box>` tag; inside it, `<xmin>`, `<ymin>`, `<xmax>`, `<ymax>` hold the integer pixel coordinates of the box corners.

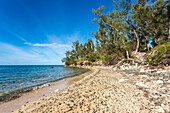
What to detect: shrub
<box><xmin>147</xmin><ymin>42</ymin><xmax>170</xmax><ymax>65</ymax></box>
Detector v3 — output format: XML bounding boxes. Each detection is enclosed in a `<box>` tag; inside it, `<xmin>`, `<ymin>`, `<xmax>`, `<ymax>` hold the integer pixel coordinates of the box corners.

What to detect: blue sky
<box><xmin>0</xmin><ymin>0</ymin><xmax>114</xmax><ymax>65</ymax></box>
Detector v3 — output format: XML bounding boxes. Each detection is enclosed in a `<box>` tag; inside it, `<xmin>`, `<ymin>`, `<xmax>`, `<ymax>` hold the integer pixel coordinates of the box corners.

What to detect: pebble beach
<box><xmin>14</xmin><ymin>66</ymin><xmax>170</xmax><ymax>113</ymax></box>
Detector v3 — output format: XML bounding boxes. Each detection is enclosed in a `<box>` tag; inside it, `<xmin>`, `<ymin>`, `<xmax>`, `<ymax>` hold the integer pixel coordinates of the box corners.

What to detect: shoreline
<box><xmin>0</xmin><ymin>67</ymin><xmax>90</xmax><ymax>103</ymax></box>
<box><xmin>13</xmin><ymin>65</ymin><xmax>169</xmax><ymax>113</ymax></box>
<box><xmin>0</xmin><ymin>69</ymin><xmax>94</xmax><ymax>113</ymax></box>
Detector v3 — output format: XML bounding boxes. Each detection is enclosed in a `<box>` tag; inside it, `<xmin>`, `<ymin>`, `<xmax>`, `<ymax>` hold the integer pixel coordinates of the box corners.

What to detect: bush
<box><xmin>104</xmin><ymin>54</ymin><xmax>124</xmax><ymax>65</ymax></box>
<box><xmin>65</xmin><ymin>62</ymin><xmax>70</xmax><ymax>66</ymax></box>
<box><xmin>86</xmin><ymin>53</ymin><xmax>99</xmax><ymax>62</ymax></box>
<box><xmin>147</xmin><ymin>42</ymin><xmax>170</xmax><ymax>66</ymax></box>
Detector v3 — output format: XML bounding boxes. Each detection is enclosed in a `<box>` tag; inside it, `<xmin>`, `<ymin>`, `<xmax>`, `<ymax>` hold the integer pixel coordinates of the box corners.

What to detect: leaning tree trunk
<box><xmin>126</xmin><ymin>50</ymin><xmax>130</xmax><ymax>59</ymax></box>
<box><xmin>146</xmin><ymin>42</ymin><xmax>150</xmax><ymax>51</ymax></box>
<box><xmin>122</xmin><ymin>18</ymin><xmax>139</xmax><ymax>53</ymax></box>
<box><xmin>129</xmin><ymin>24</ymin><xmax>139</xmax><ymax>53</ymax></box>
<box><xmin>135</xmin><ymin>37</ymin><xmax>139</xmax><ymax>53</ymax></box>
<box><xmin>169</xmin><ymin>26</ymin><xmax>170</xmax><ymax>40</ymax></box>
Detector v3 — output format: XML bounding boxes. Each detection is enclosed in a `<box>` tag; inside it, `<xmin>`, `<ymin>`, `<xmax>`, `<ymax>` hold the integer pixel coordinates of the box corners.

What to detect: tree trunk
<box><xmin>147</xmin><ymin>42</ymin><xmax>150</xmax><ymax>51</ymax></box>
<box><xmin>135</xmin><ymin>37</ymin><xmax>139</xmax><ymax>53</ymax></box>
<box><xmin>122</xmin><ymin>18</ymin><xmax>139</xmax><ymax>53</ymax></box>
<box><xmin>168</xmin><ymin>26</ymin><xmax>170</xmax><ymax>41</ymax></box>
<box><xmin>126</xmin><ymin>50</ymin><xmax>130</xmax><ymax>59</ymax></box>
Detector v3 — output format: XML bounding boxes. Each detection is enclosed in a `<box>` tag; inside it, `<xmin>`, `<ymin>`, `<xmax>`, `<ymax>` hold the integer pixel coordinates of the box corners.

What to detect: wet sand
<box><xmin>0</xmin><ymin>69</ymin><xmax>93</xmax><ymax>113</ymax></box>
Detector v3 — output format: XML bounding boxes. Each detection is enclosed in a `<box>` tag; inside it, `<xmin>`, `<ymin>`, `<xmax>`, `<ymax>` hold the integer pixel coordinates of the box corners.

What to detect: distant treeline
<box><xmin>62</xmin><ymin>0</ymin><xmax>169</xmax><ymax>65</ymax></box>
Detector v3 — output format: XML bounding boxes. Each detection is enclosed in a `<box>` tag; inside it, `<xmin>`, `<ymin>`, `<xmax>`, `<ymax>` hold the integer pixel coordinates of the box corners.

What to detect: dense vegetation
<box><xmin>147</xmin><ymin>41</ymin><xmax>170</xmax><ymax>65</ymax></box>
<box><xmin>62</xmin><ymin>0</ymin><xmax>170</xmax><ymax>66</ymax></box>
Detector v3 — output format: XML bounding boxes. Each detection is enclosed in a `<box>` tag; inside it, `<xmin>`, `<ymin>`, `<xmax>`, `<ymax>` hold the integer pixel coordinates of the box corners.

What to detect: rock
<box><xmin>140</xmin><ymin>69</ymin><xmax>145</xmax><ymax>72</ymax></box>
<box><xmin>154</xmin><ymin>80</ymin><xmax>163</xmax><ymax>84</ymax></box>
<box><xmin>77</xmin><ymin>61</ymin><xmax>83</xmax><ymax>66</ymax></box>
<box><xmin>167</xmin><ymin>80</ymin><xmax>170</xmax><ymax>83</ymax></box>
<box><xmin>131</xmin><ymin>51</ymin><xmax>148</xmax><ymax>64</ymax></box>
<box><xmin>92</xmin><ymin>62</ymin><xmax>97</xmax><ymax>66</ymax></box>
<box><xmin>138</xmin><ymin>75</ymin><xmax>148</xmax><ymax>78</ymax></box>
<box><xmin>150</xmin><ymin>66</ymin><xmax>157</xmax><ymax>69</ymax></box>
<box><xmin>116</xmin><ymin>66</ymin><xmax>120</xmax><ymax>69</ymax></box>
<box><xmin>161</xmin><ymin>104</ymin><xmax>165</xmax><ymax>106</ymax></box>
<box><xmin>83</xmin><ymin>61</ymin><xmax>91</xmax><ymax>66</ymax></box>
<box><xmin>119</xmin><ymin>79</ymin><xmax>127</xmax><ymax>82</ymax></box>
<box><xmin>63</xmin><ymin>65</ymin><xmax>68</xmax><ymax>67</ymax></box>
<box><xmin>96</xmin><ymin>61</ymin><xmax>104</xmax><ymax>66</ymax></box>
<box><xmin>135</xmin><ymin>82</ymin><xmax>147</xmax><ymax>87</ymax></box>
<box><xmin>55</xmin><ymin>89</ymin><xmax>59</xmax><ymax>92</ymax></box>
<box><xmin>154</xmin><ymin>106</ymin><xmax>165</xmax><ymax>112</ymax></box>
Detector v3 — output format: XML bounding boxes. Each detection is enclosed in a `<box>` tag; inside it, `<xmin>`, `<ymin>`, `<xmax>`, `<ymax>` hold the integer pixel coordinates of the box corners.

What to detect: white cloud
<box><xmin>24</xmin><ymin>42</ymin><xmax>71</xmax><ymax>48</ymax></box>
<box><xmin>0</xmin><ymin>32</ymin><xmax>88</xmax><ymax>65</ymax></box>
<box><xmin>46</xmin><ymin>31</ymin><xmax>87</xmax><ymax>45</ymax></box>
<box><xmin>0</xmin><ymin>42</ymin><xmax>67</xmax><ymax>65</ymax></box>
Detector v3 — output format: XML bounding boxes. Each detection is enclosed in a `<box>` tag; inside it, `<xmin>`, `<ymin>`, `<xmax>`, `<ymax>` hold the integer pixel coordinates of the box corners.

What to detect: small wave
<box><xmin>0</xmin><ymin>66</ymin><xmax>89</xmax><ymax>102</ymax></box>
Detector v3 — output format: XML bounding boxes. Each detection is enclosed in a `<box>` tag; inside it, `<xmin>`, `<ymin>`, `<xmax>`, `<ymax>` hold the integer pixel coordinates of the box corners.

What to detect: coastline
<box><xmin>0</xmin><ymin>68</ymin><xmax>94</xmax><ymax>113</ymax></box>
<box><xmin>0</xmin><ymin>66</ymin><xmax>90</xmax><ymax>103</ymax></box>
<box><xmin>13</xmin><ymin>65</ymin><xmax>169</xmax><ymax>113</ymax></box>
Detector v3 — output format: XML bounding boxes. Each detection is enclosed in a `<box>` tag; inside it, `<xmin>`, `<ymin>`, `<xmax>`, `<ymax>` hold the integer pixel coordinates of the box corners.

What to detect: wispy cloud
<box><xmin>24</xmin><ymin>42</ymin><xmax>71</xmax><ymax>48</ymax></box>
<box><xmin>0</xmin><ymin>42</ymin><xmax>49</xmax><ymax>65</ymax></box>
<box><xmin>0</xmin><ymin>32</ymin><xmax>87</xmax><ymax>65</ymax></box>
<box><xmin>46</xmin><ymin>31</ymin><xmax>87</xmax><ymax>45</ymax></box>
<box><xmin>0</xmin><ymin>41</ymin><xmax>71</xmax><ymax>65</ymax></box>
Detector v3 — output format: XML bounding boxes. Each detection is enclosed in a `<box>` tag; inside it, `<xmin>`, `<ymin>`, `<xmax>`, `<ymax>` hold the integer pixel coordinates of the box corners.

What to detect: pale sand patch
<box><xmin>0</xmin><ymin>69</ymin><xmax>93</xmax><ymax>113</ymax></box>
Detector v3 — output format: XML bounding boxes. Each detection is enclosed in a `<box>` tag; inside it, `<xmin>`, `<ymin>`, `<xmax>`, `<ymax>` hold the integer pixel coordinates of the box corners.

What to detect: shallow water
<box><xmin>0</xmin><ymin>65</ymin><xmax>89</xmax><ymax>98</ymax></box>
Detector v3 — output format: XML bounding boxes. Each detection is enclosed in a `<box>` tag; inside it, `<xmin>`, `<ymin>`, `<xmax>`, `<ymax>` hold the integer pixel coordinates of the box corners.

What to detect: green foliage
<box><xmin>84</xmin><ymin>62</ymin><xmax>89</xmax><ymax>66</ymax></box>
<box><xmin>85</xmin><ymin>53</ymin><xmax>100</xmax><ymax>62</ymax></box>
<box><xmin>62</xmin><ymin>0</ymin><xmax>169</xmax><ymax>66</ymax></box>
<box><xmin>147</xmin><ymin>42</ymin><xmax>170</xmax><ymax>65</ymax></box>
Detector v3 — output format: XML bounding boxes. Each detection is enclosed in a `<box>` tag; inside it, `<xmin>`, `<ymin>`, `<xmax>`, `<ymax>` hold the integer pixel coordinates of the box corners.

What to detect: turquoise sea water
<box><xmin>0</xmin><ymin>65</ymin><xmax>89</xmax><ymax>101</ymax></box>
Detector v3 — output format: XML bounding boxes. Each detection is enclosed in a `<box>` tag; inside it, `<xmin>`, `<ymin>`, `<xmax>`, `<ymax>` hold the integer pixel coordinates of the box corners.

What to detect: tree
<box><xmin>61</xmin><ymin>0</ymin><xmax>169</xmax><ymax>66</ymax></box>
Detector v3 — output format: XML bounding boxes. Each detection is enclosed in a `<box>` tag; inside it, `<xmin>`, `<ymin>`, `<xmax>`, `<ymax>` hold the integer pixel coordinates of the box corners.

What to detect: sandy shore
<box><xmin>12</xmin><ymin>67</ymin><xmax>169</xmax><ymax>113</ymax></box>
<box><xmin>0</xmin><ymin>69</ymin><xmax>93</xmax><ymax>113</ymax></box>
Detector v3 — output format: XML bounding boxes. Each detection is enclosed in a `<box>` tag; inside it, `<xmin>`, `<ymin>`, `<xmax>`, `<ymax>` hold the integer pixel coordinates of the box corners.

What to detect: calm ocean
<box><xmin>0</xmin><ymin>65</ymin><xmax>89</xmax><ymax>101</ymax></box>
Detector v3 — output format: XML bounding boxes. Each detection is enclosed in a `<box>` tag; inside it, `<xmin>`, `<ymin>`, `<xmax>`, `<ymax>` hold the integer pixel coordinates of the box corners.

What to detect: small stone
<box><xmin>119</xmin><ymin>79</ymin><xmax>127</xmax><ymax>82</ymax></box>
<box><xmin>154</xmin><ymin>106</ymin><xmax>165</xmax><ymax>112</ymax></box>
<box><xmin>55</xmin><ymin>89</ymin><xmax>59</xmax><ymax>92</ymax></box>
<box><xmin>140</xmin><ymin>69</ymin><xmax>145</xmax><ymax>72</ymax></box>
<box><xmin>161</xmin><ymin>104</ymin><xmax>165</xmax><ymax>106</ymax></box>
<box><xmin>135</xmin><ymin>82</ymin><xmax>147</xmax><ymax>87</ymax></box>
<box><xmin>154</xmin><ymin>80</ymin><xmax>163</xmax><ymax>84</ymax></box>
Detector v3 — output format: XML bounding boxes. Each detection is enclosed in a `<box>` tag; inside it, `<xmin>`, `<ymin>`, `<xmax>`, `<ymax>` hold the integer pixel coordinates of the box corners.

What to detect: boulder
<box><xmin>131</xmin><ymin>51</ymin><xmax>148</xmax><ymax>64</ymax></box>
<box><xmin>91</xmin><ymin>61</ymin><xmax>104</xmax><ymax>66</ymax></box>
<box><xmin>77</xmin><ymin>61</ymin><xmax>83</xmax><ymax>66</ymax></box>
<box><xmin>96</xmin><ymin>60</ymin><xmax>104</xmax><ymax>66</ymax></box>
